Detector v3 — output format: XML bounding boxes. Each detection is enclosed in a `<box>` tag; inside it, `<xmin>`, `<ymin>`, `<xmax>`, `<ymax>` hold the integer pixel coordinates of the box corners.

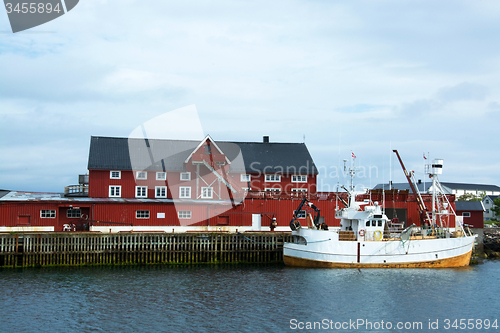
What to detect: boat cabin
<box><xmin>337</xmin><ymin>202</ymin><xmax>389</xmax><ymax>241</ymax></box>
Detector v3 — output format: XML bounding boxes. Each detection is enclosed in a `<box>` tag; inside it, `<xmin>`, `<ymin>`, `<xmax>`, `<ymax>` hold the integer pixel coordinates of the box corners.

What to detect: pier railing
<box><xmin>0</xmin><ymin>232</ymin><xmax>292</xmax><ymax>267</ymax></box>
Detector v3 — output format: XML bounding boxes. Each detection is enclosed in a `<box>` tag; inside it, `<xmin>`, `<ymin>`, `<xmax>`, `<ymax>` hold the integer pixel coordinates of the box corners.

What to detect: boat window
<box><xmin>371</xmin><ymin>220</ymin><xmax>376</xmax><ymax>227</ymax></box>
<box><xmin>366</xmin><ymin>221</ymin><xmax>370</xmax><ymax>227</ymax></box>
<box><xmin>378</xmin><ymin>220</ymin><xmax>383</xmax><ymax>227</ymax></box>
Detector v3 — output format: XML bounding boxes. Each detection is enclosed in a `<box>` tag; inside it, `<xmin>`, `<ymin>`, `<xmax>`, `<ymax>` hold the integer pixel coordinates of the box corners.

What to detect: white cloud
<box><xmin>1</xmin><ymin>0</ymin><xmax>500</xmax><ymax>191</ymax></box>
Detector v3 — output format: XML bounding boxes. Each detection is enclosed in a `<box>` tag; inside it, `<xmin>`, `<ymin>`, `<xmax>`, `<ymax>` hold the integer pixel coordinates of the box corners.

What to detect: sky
<box><xmin>1</xmin><ymin>0</ymin><xmax>500</xmax><ymax>193</ymax></box>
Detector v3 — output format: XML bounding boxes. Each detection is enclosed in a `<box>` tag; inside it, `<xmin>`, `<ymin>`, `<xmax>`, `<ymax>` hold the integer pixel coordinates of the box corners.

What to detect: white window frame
<box><xmin>136</xmin><ymin>210</ymin><xmax>150</xmax><ymax>219</ymax></box>
<box><xmin>265</xmin><ymin>188</ymin><xmax>281</xmax><ymax>192</ymax></box>
<box><xmin>180</xmin><ymin>172</ymin><xmax>191</xmax><ymax>181</ymax></box>
<box><xmin>240</xmin><ymin>174</ymin><xmax>251</xmax><ymax>182</ymax></box>
<box><xmin>67</xmin><ymin>209</ymin><xmax>81</xmax><ymax>218</ymax></box>
<box><xmin>136</xmin><ymin>171</ymin><xmax>147</xmax><ymax>180</ymax></box>
<box><xmin>292</xmin><ymin>188</ymin><xmax>308</xmax><ymax>192</ymax></box>
<box><xmin>462</xmin><ymin>212</ymin><xmax>471</xmax><ymax>217</ymax></box>
<box><xmin>265</xmin><ymin>174</ymin><xmax>281</xmax><ymax>182</ymax></box>
<box><xmin>178</xmin><ymin>211</ymin><xmax>192</xmax><ymax>219</ymax></box>
<box><xmin>135</xmin><ymin>186</ymin><xmax>148</xmax><ymax>198</ymax></box>
<box><xmin>109</xmin><ymin>185</ymin><xmax>121</xmax><ymax>198</ymax></box>
<box><xmin>292</xmin><ymin>175</ymin><xmax>307</xmax><ymax>183</ymax></box>
<box><xmin>295</xmin><ymin>210</ymin><xmax>306</xmax><ymax>219</ymax></box>
<box><xmin>179</xmin><ymin>186</ymin><xmax>191</xmax><ymax>198</ymax></box>
<box><xmin>201</xmin><ymin>187</ymin><xmax>213</xmax><ymax>199</ymax></box>
<box><xmin>156</xmin><ymin>172</ymin><xmax>167</xmax><ymax>180</ymax></box>
<box><xmin>40</xmin><ymin>210</ymin><xmax>56</xmax><ymax>218</ymax></box>
<box><xmin>155</xmin><ymin>186</ymin><xmax>168</xmax><ymax>198</ymax></box>
<box><xmin>110</xmin><ymin>170</ymin><xmax>121</xmax><ymax>179</ymax></box>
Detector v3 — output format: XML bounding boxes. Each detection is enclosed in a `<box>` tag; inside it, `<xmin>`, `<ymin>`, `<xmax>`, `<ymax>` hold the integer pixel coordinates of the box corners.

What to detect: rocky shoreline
<box><xmin>483</xmin><ymin>228</ymin><xmax>500</xmax><ymax>258</ymax></box>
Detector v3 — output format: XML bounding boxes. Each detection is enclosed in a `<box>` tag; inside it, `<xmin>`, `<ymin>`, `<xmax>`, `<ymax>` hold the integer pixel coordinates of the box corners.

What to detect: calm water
<box><xmin>1</xmin><ymin>261</ymin><xmax>499</xmax><ymax>333</ymax></box>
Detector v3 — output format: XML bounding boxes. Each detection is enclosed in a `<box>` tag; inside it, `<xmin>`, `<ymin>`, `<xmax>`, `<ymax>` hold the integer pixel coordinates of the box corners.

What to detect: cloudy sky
<box><xmin>1</xmin><ymin>0</ymin><xmax>500</xmax><ymax>193</ymax></box>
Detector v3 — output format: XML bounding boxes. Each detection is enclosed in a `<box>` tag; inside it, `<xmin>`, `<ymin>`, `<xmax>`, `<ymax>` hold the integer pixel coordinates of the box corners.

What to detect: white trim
<box><xmin>136</xmin><ymin>171</ymin><xmax>147</xmax><ymax>180</ymax></box>
<box><xmin>136</xmin><ymin>210</ymin><xmax>150</xmax><ymax>219</ymax></box>
<box><xmin>292</xmin><ymin>175</ymin><xmax>307</xmax><ymax>183</ymax></box>
<box><xmin>110</xmin><ymin>170</ymin><xmax>121</xmax><ymax>179</ymax></box>
<box><xmin>294</xmin><ymin>210</ymin><xmax>306</xmax><ymax>218</ymax></box>
<box><xmin>109</xmin><ymin>185</ymin><xmax>121</xmax><ymax>197</ymax></box>
<box><xmin>40</xmin><ymin>210</ymin><xmax>56</xmax><ymax>218</ymax></box>
<box><xmin>265</xmin><ymin>174</ymin><xmax>281</xmax><ymax>182</ymax></box>
<box><xmin>66</xmin><ymin>209</ymin><xmax>81</xmax><ymax>218</ymax></box>
<box><xmin>462</xmin><ymin>212</ymin><xmax>471</xmax><ymax>217</ymax></box>
<box><xmin>180</xmin><ymin>172</ymin><xmax>191</xmax><ymax>181</ymax></box>
<box><xmin>156</xmin><ymin>172</ymin><xmax>167</xmax><ymax>180</ymax></box>
<box><xmin>292</xmin><ymin>188</ymin><xmax>307</xmax><ymax>192</ymax></box>
<box><xmin>178</xmin><ymin>211</ymin><xmax>192</xmax><ymax>219</ymax></box>
<box><xmin>201</xmin><ymin>187</ymin><xmax>213</xmax><ymax>199</ymax></box>
<box><xmin>155</xmin><ymin>186</ymin><xmax>167</xmax><ymax>198</ymax></box>
<box><xmin>183</xmin><ymin>135</ymin><xmax>231</xmax><ymax>164</ymax></box>
<box><xmin>135</xmin><ymin>186</ymin><xmax>148</xmax><ymax>198</ymax></box>
<box><xmin>265</xmin><ymin>187</ymin><xmax>281</xmax><ymax>192</ymax></box>
<box><xmin>179</xmin><ymin>186</ymin><xmax>191</xmax><ymax>198</ymax></box>
<box><xmin>241</xmin><ymin>174</ymin><xmax>251</xmax><ymax>182</ymax></box>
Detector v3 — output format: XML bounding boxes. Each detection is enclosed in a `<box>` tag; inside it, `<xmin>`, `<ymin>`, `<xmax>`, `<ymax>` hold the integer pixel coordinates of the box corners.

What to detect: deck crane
<box><xmin>289</xmin><ymin>197</ymin><xmax>328</xmax><ymax>231</ymax></box>
<box><xmin>393</xmin><ymin>150</ymin><xmax>432</xmax><ymax>226</ymax></box>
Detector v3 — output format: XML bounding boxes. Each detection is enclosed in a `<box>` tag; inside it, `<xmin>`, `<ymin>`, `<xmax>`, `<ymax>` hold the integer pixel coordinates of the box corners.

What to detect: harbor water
<box><xmin>0</xmin><ymin>261</ymin><xmax>499</xmax><ymax>332</ymax></box>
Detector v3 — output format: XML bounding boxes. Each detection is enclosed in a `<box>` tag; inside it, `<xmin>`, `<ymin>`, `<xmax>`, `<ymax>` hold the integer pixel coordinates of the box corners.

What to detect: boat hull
<box><xmin>283</xmin><ymin>249</ymin><xmax>473</xmax><ymax>268</ymax></box>
<box><xmin>283</xmin><ymin>230</ymin><xmax>477</xmax><ymax>268</ymax></box>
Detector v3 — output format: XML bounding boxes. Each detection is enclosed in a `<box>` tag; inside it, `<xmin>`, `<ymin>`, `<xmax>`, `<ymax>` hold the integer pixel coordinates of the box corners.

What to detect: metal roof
<box><xmin>87</xmin><ymin>136</ymin><xmax>318</xmax><ymax>174</ymax></box>
<box><xmin>455</xmin><ymin>200</ymin><xmax>485</xmax><ymax>211</ymax></box>
<box><xmin>440</xmin><ymin>182</ymin><xmax>500</xmax><ymax>192</ymax></box>
<box><xmin>0</xmin><ymin>190</ymin><xmax>236</xmax><ymax>205</ymax></box>
<box><xmin>372</xmin><ymin>182</ymin><xmax>450</xmax><ymax>194</ymax></box>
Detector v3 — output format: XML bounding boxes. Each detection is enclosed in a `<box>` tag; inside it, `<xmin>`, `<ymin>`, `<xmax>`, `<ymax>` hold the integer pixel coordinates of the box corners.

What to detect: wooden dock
<box><xmin>0</xmin><ymin>232</ymin><xmax>292</xmax><ymax>267</ymax></box>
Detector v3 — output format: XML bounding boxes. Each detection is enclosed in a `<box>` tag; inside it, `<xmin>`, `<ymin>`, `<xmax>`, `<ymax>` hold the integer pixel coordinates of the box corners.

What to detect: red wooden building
<box><xmin>0</xmin><ymin>135</ymin><xmax>457</xmax><ymax>232</ymax></box>
<box><xmin>455</xmin><ymin>201</ymin><xmax>484</xmax><ymax>228</ymax></box>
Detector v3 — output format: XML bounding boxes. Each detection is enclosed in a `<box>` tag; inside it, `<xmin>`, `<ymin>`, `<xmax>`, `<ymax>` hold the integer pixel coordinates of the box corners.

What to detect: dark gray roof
<box><xmin>455</xmin><ymin>201</ymin><xmax>484</xmax><ymax>211</ymax></box>
<box><xmin>484</xmin><ymin>195</ymin><xmax>500</xmax><ymax>201</ymax></box>
<box><xmin>0</xmin><ymin>190</ymin><xmax>11</xmax><ymax>199</ymax></box>
<box><xmin>88</xmin><ymin>136</ymin><xmax>318</xmax><ymax>174</ymax></box>
<box><xmin>441</xmin><ymin>182</ymin><xmax>500</xmax><ymax>192</ymax></box>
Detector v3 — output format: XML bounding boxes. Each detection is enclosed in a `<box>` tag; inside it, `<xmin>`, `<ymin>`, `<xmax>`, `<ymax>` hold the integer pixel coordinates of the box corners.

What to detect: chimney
<box><xmin>263</xmin><ymin>136</ymin><xmax>269</xmax><ymax>143</ymax></box>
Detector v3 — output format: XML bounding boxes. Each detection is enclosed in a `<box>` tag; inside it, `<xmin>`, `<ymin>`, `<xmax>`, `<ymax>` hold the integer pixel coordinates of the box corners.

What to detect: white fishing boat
<box><xmin>283</xmin><ymin>151</ymin><xmax>477</xmax><ymax>268</ymax></box>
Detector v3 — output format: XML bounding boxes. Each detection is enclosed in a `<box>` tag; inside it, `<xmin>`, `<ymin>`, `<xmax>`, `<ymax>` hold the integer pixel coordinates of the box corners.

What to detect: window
<box><xmin>156</xmin><ymin>172</ymin><xmax>167</xmax><ymax>180</ymax></box>
<box><xmin>40</xmin><ymin>210</ymin><xmax>56</xmax><ymax>218</ymax></box>
<box><xmin>136</xmin><ymin>210</ymin><xmax>150</xmax><ymax>219</ymax></box>
<box><xmin>136</xmin><ymin>171</ymin><xmax>147</xmax><ymax>180</ymax></box>
<box><xmin>135</xmin><ymin>186</ymin><xmax>147</xmax><ymax>198</ymax></box>
<box><xmin>486</xmin><ymin>199</ymin><xmax>490</xmax><ymax>204</ymax></box>
<box><xmin>109</xmin><ymin>186</ymin><xmax>121</xmax><ymax>197</ymax></box>
<box><xmin>155</xmin><ymin>186</ymin><xmax>167</xmax><ymax>198</ymax></box>
<box><xmin>201</xmin><ymin>187</ymin><xmax>213</xmax><ymax>199</ymax></box>
<box><xmin>178</xmin><ymin>211</ymin><xmax>192</xmax><ymax>219</ymax></box>
<box><xmin>265</xmin><ymin>174</ymin><xmax>281</xmax><ymax>182</ymax></box>
<box><xmin>180</xmin><ymin>172</ymin><xmax>191</xmax><ymax>181</ymax></box>
<box><xmin>179</xmin><ymin>187</ymin><xmax>191</xmax><ymax>198</ymax></box>
<box><xmin>486</xmin><ymin>209</ymin><xmax>490</xmax><ymax>214</ymax></box>
<box><xmin>110</xmin><ymin>171</ymin><xmax>121</xmax><ymax>179</ymax></box>
<box><xmin>292</xmin><ymin>188</ymin><xmax>307</xmax><ymax>192</ymax></box>
<box><xmin>292</xmin><ymin>175</ymin><xmax>307</xmax><ymax>183</ymax></box>
<box><xmin>462</xmin><ymin>212</ymin><xmax>471</xmax><ymax>218</ymax></box>
<box><xmin>265</xmin><ymin>188</ymin><xmax>281</xmax><ymax>192</ymax></box>
<box><xmin>240</xmin><ymin>174</ymin><xmax>251</xmax><ymax>182</ymax></box>
<box><xmin>67</xmin><ymin>209</ymin><xmax>81</xmax><ymax>218</ymax></box>
<box><xmin>294</xmin><ymin>210</ymin><xmax>306</xmax><ymax>218</ymax></box>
